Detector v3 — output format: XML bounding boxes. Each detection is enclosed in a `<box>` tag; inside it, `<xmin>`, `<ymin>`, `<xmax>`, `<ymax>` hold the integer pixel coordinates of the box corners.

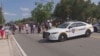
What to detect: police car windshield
<box><xmin>57</xmin><ymin>23</ymin><xmax>69</xmax><ymax>28</ymax></box>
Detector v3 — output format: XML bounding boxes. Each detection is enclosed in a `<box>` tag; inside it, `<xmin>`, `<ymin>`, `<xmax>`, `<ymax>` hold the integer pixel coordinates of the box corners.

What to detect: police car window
<box><xmin>57</xmin><ymin>23</ymin><xmax>69</xmax><ymax>28</ymax></box>
<box><xmin>76</xmin><ymin>23</ymin><xmax>86</xmax><ymax>27</ymax></box>
<box><xmin>69</xmin><ymin>23</ymin><xmax>77</xmax><ymax>28</ymax></box>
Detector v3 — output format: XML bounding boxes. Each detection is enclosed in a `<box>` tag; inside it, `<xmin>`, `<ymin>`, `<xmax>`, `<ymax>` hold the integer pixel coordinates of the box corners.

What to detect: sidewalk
<box><xmin>0</xmin><ymin>39</ymin><xmax>10</xmax><ymax>56</ymax></box>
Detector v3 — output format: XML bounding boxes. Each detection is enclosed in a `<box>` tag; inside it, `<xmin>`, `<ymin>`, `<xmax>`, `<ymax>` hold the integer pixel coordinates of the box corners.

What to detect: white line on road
<box><xmin>11</xmin><ymin>34</ymin><xmax>27</xmax><ymax>56</ymax></box>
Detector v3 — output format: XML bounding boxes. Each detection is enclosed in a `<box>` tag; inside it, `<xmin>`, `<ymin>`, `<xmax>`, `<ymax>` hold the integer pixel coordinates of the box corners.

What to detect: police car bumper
<box><xmin>43</xmin><ymin>32</ymin><xmax>59</xmax><ymax>40</ymax></box>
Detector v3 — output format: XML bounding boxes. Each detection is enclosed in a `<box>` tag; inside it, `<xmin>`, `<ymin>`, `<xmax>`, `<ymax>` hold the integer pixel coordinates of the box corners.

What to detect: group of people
<box><xmin>0</xmin><ymin>21</ymin><xmax>53</xmax><ymax>39</ymax></box>
<box><xmin>17</xmin><ymin>21</ymin><xmax>53</xmax><ymax>34</ymax></box>
<box><xmin>19</xmin><ymin>23</ymin><xmax>36</xmax><ymax>34</ymax></box>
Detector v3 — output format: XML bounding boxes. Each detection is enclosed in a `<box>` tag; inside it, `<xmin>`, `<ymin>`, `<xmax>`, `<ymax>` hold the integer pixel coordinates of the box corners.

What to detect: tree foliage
<box><xmin>14</xmin><ymin>17</ymin><xmax>33</xmax><ymax>24</ymax></box>
<box><xmin>31</xmin><ymin>1</ymin><xmax>53</xmax><ymax>23</ymax></box>
<box><xmin>53</xmin><ymin>0</ymin><xmax>100</xmax><ymax>22</ymax></box>
<box><xmin>0</xmin><ymin>7</ymin><xmax>5</xmax><ymax>24</ymax></box>
<box><xmin>15</xmin><ymin>0</ymin><xmax>100</xmax><ymax>24</ymax></box>
<box><xmin>95</xmin><ymin>2</ymin><xmax>100</xmax><ymax>20</ymax></box>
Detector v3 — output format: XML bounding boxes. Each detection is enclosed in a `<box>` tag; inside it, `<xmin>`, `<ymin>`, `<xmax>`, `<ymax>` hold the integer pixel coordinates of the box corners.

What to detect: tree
<box><xmin>0</xmin><ymin>7</ymin><xmax>5</xmax><ymax>24</ymax></box>
<box><xmin>71</xmin><ymin>0</ymin><xmax>86</xmax><ymax>21</ymax></box>
<box><xmin>53</xmin><ymin>0</ymin><xmax>98</xmax><ymax>22</ymax></box>
<box><xmin>31</xmin><ymin>1</ymin><xmax>53</xmax><ymax>23</ymax></box>
<box><xmin>53</xmin><ymin>0</ymin><xmax>74</xmax><ymax>20</ymax></box>
<box><xmin>95</xmin><ymin>2</ymin><xmax>100</xmax><ymax>20</ymax></box>
<box><xmin>14</xmin><ymin>20</ymin><xmax>21</xmax><ymax>24</ymax></box>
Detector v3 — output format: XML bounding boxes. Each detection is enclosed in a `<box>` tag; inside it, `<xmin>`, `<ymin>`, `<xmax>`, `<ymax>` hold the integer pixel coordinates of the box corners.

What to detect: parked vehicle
<box><xmin>93</xmin><ymin>22</ymin><xmax>100</xmax><ymax>32</ymax></box>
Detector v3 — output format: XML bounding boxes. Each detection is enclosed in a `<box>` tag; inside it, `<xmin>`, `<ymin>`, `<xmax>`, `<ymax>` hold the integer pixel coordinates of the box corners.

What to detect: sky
<box><xmin>0</xmin><ymin>0</ymin><xmax>100</xmax><ymax>22</ymax></box>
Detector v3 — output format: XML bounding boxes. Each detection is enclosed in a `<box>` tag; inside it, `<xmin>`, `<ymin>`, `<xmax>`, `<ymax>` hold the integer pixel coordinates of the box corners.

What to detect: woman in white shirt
<box><xmin>25</xmin><ymin>24</ymin><xmax>29</xmax><ymax>34</ymax></box>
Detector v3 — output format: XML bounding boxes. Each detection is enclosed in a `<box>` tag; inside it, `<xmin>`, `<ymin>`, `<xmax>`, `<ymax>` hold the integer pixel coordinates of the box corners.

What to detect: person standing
<box><xmin>25</xmin><ymin>23</ymin><xmax>29</xmax><ymax>34</ymax></box>
<box><xmin>18</xmin><ymin>23</ymin><xmax>23</xmax><ymax>33</ymax></box>
<box><xmin>10</xmin><ymin>24</ymin><xmax>17</xmax><ymax>35</ymax></box>
<box><xmin>44</xmin><ymin>21</ymin><xmax>49</xmax><ymax>30</ymax></box>
<box><xmin>30</xmin><ymin>23</ymin><xmax>34</xmax><ymax>33</ymax></box>
<box><xmin>49</xmin><ymin>22</ymin><xmax>52</xmax><ymax>29</ymax></box>
<box><xmin>0</xmin><ymin>25</ymin><xmax>4</xmax><ymax>39</ymax></box>
<box><xmin>4</xmin><ymin>24</ymin><xmax>10</xmax><ymax>39</ymax></box>
<box><xmin>33</xmin><ymin>23</ymin><xmax>36</xmax><ymax>33</ymax></box>
<box><xmin>37</xmin><ymin>23</ymin><xmax>41</xmax><ymax>33</ymax></box>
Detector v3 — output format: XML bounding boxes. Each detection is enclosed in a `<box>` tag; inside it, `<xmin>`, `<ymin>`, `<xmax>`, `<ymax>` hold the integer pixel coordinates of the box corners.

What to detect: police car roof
<box><xmin>64</xmin><ymin>21</ymin><xmax>85</xmax><ymax>24</ymax></box>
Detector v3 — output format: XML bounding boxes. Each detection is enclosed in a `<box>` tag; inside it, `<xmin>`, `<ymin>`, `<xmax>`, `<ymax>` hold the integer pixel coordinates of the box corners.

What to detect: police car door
<box><xmin>74</xmin><ymin>23</ymin><xmax>86</xmax><ymax>36</ymax></box>
<box><xmin>68</xmin><ymin>23</ymin><xmax>77</xmax><ymax>37</ymax></box>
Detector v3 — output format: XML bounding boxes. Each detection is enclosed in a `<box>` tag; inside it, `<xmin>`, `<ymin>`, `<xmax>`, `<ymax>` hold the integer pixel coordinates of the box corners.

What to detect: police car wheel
<box><xmin>85</xmin><ymin>30</ymin><xmax>91</xmax><ymax>37</ymax></box>
<box><xmin>58</xmin><ymin>34</ymin><xmax>67</xmax><ymax>42</ymax></box>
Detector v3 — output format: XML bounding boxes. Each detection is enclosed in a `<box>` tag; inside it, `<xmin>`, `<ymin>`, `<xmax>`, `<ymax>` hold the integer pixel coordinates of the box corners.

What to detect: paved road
<box><xmin>14</xmin><ymin>32</ymin><xmax>100</xmax><ymax>56</ymax></box>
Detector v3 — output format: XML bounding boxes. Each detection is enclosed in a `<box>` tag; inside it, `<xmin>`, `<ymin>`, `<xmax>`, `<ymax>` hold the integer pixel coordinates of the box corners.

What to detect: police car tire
<box><xmin>58</xmin><ymin>34</ymin><xmax>67</xmax><ymax>42</ymax></box>
<box><xmin>85</xmin><ymin>30</ymin><xmax>91</xmax><ymax>37</ymax></box>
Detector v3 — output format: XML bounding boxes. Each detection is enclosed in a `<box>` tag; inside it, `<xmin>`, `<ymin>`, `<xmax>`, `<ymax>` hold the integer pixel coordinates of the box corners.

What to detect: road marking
<box><xmin>9</xmin><ymin>31</ymin><xmax>27</xmax><ymax>56</ymax></box>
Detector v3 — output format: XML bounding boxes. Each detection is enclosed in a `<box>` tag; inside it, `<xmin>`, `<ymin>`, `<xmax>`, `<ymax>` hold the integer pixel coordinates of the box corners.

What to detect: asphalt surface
<box><xmin>14</xmin><ymin>31</ymin><xmax>100</xmax><ymax>56</ymax></box>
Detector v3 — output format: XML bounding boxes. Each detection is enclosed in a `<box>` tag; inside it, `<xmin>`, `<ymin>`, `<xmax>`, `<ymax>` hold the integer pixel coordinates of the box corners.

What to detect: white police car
<box><xmin>43</xmin><ymin>21</ymin><xmax>94</xmax><ymax>42</ymax></box>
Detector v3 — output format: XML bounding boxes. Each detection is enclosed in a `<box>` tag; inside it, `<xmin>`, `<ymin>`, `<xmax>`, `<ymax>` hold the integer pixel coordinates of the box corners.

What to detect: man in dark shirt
<box><xmin>30</xmin><ymin>23</ymin><xmax>34</xmax><ymax>33</ymax></box>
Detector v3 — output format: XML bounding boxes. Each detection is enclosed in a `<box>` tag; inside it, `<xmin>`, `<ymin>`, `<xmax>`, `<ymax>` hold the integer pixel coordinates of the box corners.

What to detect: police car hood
<box><xmin>47</xmin><ymin>28</ymin><xmax>68</xmax><ymax>33</ymax></box>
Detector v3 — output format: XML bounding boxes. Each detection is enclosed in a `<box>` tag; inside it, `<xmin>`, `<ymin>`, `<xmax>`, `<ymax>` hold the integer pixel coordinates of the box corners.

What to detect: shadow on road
<box><xmin>38</xmin><ymin>36</ymin><xmax>88</xmax><ymax>43</ymax></box>
<box><xmin>94</xmin><ymin>31</ymin><xmax>100</xmax><ymax>33</ymax></box>
<box><xmin>38</xmin><ymin>39</ymin><xmax>58</xmax><ymax>43</ymax></box>
<box><xmin>67</xmin><ymin>36</ymin><xmax>88</xmax><ymax>40</ymax></box>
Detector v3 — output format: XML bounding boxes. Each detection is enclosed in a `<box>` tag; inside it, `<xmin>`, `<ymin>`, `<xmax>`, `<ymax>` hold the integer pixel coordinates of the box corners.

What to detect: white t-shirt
<box><xmin>33</xmin><ymin>25</ymin><xmax>36</xmax><ymax>28</ymax></box>
<box><xmin>25</xmin><ymin>24</ymin><xmax>29</xmax><ymax>27</ymax></box>
<box><xmin>49</xmin><ymin>23</ymin><xmax>52</xmax><ymax>27</ymax></box>
<box><xmin>25</xmin><ymin>24</ymin><xmax>30</xmax><ymax>30</ymax></box>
